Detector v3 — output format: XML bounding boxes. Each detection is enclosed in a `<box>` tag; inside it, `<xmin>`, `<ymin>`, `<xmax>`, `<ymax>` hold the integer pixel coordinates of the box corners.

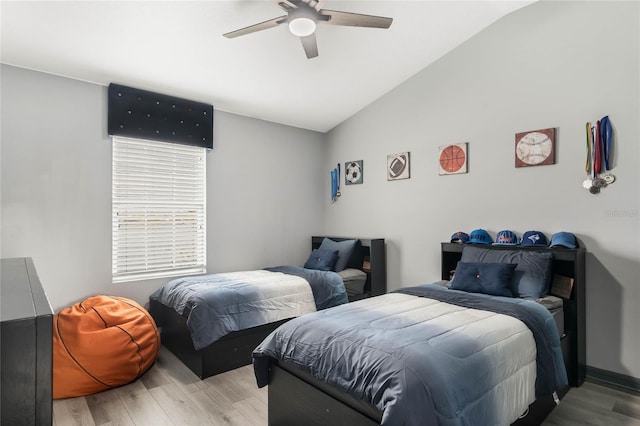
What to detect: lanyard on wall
<box><xmin>584</xmin><ymin>116</ymin><xmax>615</xmax><ymax>194</ymax></box>
<box><xmin>330</xmin><ymin>163</ymin><xmax>341</xmax><ymax>203</ymax></box>
<box><xmin>600</xmin><ymin>116</ymin><xmax>612</xmax><ymax>172</ymax></box>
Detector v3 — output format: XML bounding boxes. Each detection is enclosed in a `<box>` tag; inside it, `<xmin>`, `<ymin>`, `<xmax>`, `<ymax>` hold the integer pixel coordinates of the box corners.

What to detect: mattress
<box><xmin>337</xmin><ymin>268</ymin><xmax>367</xmax><ymax>296</ymax></box>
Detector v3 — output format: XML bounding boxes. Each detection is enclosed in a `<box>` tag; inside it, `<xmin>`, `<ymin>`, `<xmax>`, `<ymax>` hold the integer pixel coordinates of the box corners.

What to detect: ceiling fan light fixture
<box><xmin>289</xmin><ymin>17</ymin><xmax>316</xmax><ymax>37</ymax></box>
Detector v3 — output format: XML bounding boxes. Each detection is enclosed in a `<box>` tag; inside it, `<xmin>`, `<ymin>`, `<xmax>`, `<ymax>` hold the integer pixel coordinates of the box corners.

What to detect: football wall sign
<box><xmin>345</xmin><ymin>160</ymin><xmax>363</xmax><ymax>185</ymax></box>
<box><xmin>439</xmin><ymin>143</ymin><xmax>468</xmax><ymax>175</ymax></box>
<box><xmin>387</xmin><ymin>152</ymin><xmax>410</xmax><ymax>181</ymax></box>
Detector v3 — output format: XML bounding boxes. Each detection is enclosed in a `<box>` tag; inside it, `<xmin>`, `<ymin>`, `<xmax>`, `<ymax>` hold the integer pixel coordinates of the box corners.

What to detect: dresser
<box><xmin>1</xmin><ymin>258</ymin><xmax>53</xmax><ymax>425</ymax></box>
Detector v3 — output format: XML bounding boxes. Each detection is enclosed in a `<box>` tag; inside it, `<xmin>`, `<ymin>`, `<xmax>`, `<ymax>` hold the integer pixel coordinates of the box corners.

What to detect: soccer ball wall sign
<box><xmin>345</xmin><ymin>160</ymin><xmax>363</xmax><ymax>185</ymax></box>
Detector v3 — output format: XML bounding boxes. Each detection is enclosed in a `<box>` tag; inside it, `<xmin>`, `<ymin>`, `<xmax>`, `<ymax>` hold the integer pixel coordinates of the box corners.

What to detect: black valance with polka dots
<box><xmin>108</xmin><ymin>83</ymin><xmax>213</xmax><ymax>149</ymax></box>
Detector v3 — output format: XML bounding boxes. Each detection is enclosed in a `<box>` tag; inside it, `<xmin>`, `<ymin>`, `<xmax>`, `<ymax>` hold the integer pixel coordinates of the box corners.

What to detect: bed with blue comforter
<box><xmin>148</xmin><ymin>235</ymin><xmax>384</xmax><ymax>380</ymax></box>
<box><xmin>254</xmin><ymin>284</ymin><xmax>568</xmax><ymax>426</ymax></box>
<box><xmin>150</xmin><ymin>266</ymin><xmax>347</xmax><ymax>350</ymax></box>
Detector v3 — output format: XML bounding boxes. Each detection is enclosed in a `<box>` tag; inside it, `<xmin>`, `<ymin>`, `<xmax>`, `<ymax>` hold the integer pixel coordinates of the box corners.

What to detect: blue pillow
<box><xmin>457</xmin><ymin>246</ymin><xmax>553</xmax><ymax>299</ymax></box>
<box><xmin>450</xmin><ymin>262</ymin><xmax>517</xmax><ymax>297</ymax></box>
<box><xmin>303</xmin><ymin>249</ymin><xmax>339</xmax><ymax>271</ymax></box>
<box><xmin>318</xmin><ymin>238</ymin><xmax>357</xmax><ymax>272</ymax></box>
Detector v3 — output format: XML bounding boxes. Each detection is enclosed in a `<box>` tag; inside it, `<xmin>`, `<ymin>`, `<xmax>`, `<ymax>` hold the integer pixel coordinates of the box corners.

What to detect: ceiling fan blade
<box><xmin>275</xmin><ymin>0</ymin><xmax>300</xmax><ymax>12</ymax></box>
<box><xmin>300</xmin><ymin>34</ymin><xmax>318</xmax><ymax>59</ymax></box>
<box><xmin>319</xmin><ymin>9</ymin><xmax>392</xmax><ymax>28</ymax></box>
<box><xmin>223</xmin><ymin>16</ymin><xmax>287</xmax><ymax>38</ymax></box>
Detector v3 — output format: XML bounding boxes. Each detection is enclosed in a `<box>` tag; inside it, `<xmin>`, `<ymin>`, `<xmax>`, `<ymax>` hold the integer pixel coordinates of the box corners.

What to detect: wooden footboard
<box><xmin>150</xmin><ymin>300</ymin><xmax>289</xmax><ymax>379</ymax></box>
<box><xmin>269</xmin><ymin>363</ymin><xmax>381</xmax><ymax>426</ymax></box>
<box><xmin>267</xmin><ymin>362</ymin><xmax>568</xmax><ymax>426</ymax></box>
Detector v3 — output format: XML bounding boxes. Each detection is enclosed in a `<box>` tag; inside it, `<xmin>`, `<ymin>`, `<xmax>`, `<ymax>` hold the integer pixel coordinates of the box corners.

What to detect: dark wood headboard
<box><xmin>312</xmin><ymin>236</ymin><xmax>386</xmax><ymax>299</ymax></box>
<box><xmin>441</xmin><ymin>242</ymin><xmax>586</xmax><ymax>388</ymax></box>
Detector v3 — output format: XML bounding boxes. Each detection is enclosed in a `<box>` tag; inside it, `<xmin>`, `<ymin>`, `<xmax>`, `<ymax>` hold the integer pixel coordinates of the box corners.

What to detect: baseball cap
<box><xmin>549</xmin><ymin>232</ymin><xmax>577</xmax><ymax>248</ymax></box>
<box><xmin>468</xmin><ymin>229</ymin><xmax>493</xmax><ymax>244</ymax></box>
<box><xmin>521</xmin><ymin>230</ymin><xmax>548</xmax><ymax>247</ymax></box>
<box><xmin>450</xmin><ymin>231</ymin><xmax>469</xmax><ymax>243</ymax></box>
<box><xmin>493</xmin><ymin>230</ymin><xmax>519</xmax><ymax>245</ymax></box>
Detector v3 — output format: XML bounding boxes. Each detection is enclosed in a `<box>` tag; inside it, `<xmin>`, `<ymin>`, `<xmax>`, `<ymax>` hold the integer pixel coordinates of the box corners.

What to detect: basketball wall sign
<box><xmin>439</xmin><ymin>143</ymin><xmax>468</xmax><ymax>175</ymax></box>
<box><xmin>387</xmin><ymin>152</ymin><xmax>410</xmax><ymax>181</ymax></box>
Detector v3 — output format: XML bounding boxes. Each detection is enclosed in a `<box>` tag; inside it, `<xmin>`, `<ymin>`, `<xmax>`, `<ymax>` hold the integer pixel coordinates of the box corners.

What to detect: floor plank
<box><xmin>543</xmin><ymin>382</ymin><xmax>640</xmax><ymax>426</ymax></box>
<box><xmin>184</xmin><ymin>388</ymin><xmax>245</xmax><ymax>426</ymax></box>
<box><xmin>85</xmin><ymin>389</ymin><xmax>135</xmax><ymax>426</ymax></box>
<box><xmin>53</xmin><ymin>396</ymin><xmax>96</xmax><ymax>426</ymax></box>
<box><xmin>148</xmin><ymin>383</ymin><xmax>207</xmax><ymax>426</ymax></box>
<box><xmin>114</xmin><ymin>380</ymin><xmax>173</xmax><ymax>425</ymax></box>
<box><xmin>52</xmin><ymin>345</ymin><xmax>640</xmax><ymax>425</ymax></box>
<box><xmin>233</xmin><ymin>395</ymin><xmax>268</xmax><ymax>426</ymax></box>
<box><xmin>613</xmin><ymin>398</ymin><xmax>640</xmax><ymax>421</ymax></box>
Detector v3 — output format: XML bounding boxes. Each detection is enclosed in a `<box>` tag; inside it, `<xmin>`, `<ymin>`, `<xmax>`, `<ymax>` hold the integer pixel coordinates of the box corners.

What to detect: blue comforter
<box><xmin>150</xmin><ymin>267</ymin><xmax>347</xmax><ymax>350</ymax></box>
<box><xmin>397</xmin><ymin>285</ymin><xmax>567</xmax><ymax>397</ymax></box>
<box><xmin>253</xmin><ymin>284</ymin><xmax>568</xmax><ymax>426</ymax></box>
<box><xmin>265</xmin><ymin>265</ymin><xmax>348</xmax><ymax>310</ymax></box>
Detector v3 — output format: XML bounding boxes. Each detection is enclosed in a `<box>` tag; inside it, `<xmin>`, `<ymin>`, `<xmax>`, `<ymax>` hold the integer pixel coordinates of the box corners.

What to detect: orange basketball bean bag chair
<box><xmin>53</xmin><ymin>295</ymin><xmax>160</xmax><ymax>399</ymax></box>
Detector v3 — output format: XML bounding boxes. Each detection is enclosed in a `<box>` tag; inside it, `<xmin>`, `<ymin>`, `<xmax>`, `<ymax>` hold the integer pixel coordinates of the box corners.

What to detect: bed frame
<box><xmin>149</xmin><ymin>236</ymin><xmax>386</xmax><ymax>379</ymax></box>
<box><xmin>265</xmin><ymin>242</ymin><xmax>585</xmax><ymax>425</ymax></box>
<box><xmin>311</xmin><ymin>236</ymin><xmax>386</xmax><ymax>301</ymax></box>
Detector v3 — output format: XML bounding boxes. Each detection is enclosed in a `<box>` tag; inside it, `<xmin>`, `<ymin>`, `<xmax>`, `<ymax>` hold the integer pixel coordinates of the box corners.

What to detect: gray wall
<box><xmin>324</xmin><ymin>1</ymin><xmax>639</xmax><ymax>379</ymax></box>
<box><xmin>1</xmin><ymin>0</ymin><xmax>638</xmax><ymax>382</ymax></box>
<box><xmin>1</xmin><ymin>64</ymin><xmax>326</xmax><ymax>311</ymax></box>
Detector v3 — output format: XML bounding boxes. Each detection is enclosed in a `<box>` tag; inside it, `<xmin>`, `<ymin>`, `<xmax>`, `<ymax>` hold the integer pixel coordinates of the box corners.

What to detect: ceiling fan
<box><xmin>223</xmin><ymin>0</ymin><xmax>393</xmax><ymax>59</ymax></box>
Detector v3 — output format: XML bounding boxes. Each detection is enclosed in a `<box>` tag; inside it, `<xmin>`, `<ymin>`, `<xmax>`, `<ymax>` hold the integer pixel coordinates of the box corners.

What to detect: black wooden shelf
<box><xmin>1</xmin><ymin>258</ymin><xmax>53</xmax><ymax>425</ymax></box>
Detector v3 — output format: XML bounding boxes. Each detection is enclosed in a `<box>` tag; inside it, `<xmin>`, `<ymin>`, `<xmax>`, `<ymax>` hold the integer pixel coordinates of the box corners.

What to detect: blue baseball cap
<box><xmin>450</xmin><ymin>231</ymin><xmax>469</xmax><ymax>243</ymax></box>
<box><xmin>469</xmin><ymin>229</ymin><xmax>493</xmax><ymax>244</ymax></box>
<box><xmin>549</xmin><ymin>232</ymin><xmax>577</xmax><ymax>248</ymax></box>
<box><xmin>521</xmin><ymin>230</ymin><xmax>548</xmax><ymax>247</ymax></box>
<box><xmin>494</xmin><ymin>230</ymin><xmax>519</xmax><ymax>245</ymax></box>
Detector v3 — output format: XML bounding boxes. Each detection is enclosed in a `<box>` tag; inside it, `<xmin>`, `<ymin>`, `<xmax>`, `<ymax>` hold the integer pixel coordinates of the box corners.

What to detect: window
<box><xmin>112</xmin><ymin>136</ymin><xmax>206</xmax><ymax>282</ymax></box>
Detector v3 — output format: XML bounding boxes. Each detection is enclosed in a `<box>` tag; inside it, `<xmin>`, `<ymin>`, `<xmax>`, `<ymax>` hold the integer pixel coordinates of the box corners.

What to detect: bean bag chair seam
<box><xmin>89</xmin><ymin>306</ymin><xmax>108</xmax><ymax>328</ymax></box>
<box><xmin>114</xmin><ymin>324</ymin><xmax>144</xmax><ymax>377</ymax></box>
<box><xmin>55</xmin><ymin>314</ymin><xmax>115</xmax><ymax>389</ymax></box>
<box><xmin>115</xmin><ymin>297</ymin><xmax>161</xmax><ymax>375</ymax></box>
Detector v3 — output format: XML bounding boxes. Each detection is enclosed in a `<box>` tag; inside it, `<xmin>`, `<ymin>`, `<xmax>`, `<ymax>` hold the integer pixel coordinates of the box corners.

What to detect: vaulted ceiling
<box><xmin>1</xmin><ymin>1</ymin><xmax>533</xmax><ymax>132</ymax></box>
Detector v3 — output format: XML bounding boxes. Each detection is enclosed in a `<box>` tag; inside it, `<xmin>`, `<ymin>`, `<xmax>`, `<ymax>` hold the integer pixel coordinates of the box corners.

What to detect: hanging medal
<box><xmin>583</xmin><ymin>122</ymin><xmax>593</xmax><ymax>190</ymax></box>
<box><xmin>592</xmin><ymin>120</ymin><xmax>607</xmax><ymax>189</ymax></box>
<box><xmin>600</xmin><ymin>115</ymin><xmax>615</xmax><ymax>184</ymax></box>
<box><xmin>588</xmin><ymin>123</ymin><xmax>601</xmax><ymax>193</ymax></box>
<box><xmin>584</xmin><ymin>115</ymin><xmax>616</xmax><ymax>194</ymax></box>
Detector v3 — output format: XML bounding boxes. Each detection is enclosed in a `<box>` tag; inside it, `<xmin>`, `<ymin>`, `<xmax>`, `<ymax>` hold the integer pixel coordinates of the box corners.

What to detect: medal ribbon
<box><xmin>588</xmin><ymin>123</ymin><xmax>597</xmax><ymax>179</ymax></box>
<box><xmin>600</xmin><ymin>115</ymin><xmax>612</xmax><ymax>171</ymax></box>
<box><xmin>594</xmin><ymin>120</ymin><xmax>602</xmax><ymax>175</ymax></box>
<box><xmin>585</xmin><ymin>122</ymin><xmax>592</xmax><ymax>175</ymax></box>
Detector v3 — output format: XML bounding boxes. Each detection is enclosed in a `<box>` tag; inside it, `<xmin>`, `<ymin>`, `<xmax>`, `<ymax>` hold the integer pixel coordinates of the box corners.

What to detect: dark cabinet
<box><xmin>311</xmin><ymin>237</ymin><xmax>387</xmax><ymax>302</ymax></box>
<box><xmin>1</xmin><ymin>258</ymin><xmax>53</xmax><ymax>425</ymax></box>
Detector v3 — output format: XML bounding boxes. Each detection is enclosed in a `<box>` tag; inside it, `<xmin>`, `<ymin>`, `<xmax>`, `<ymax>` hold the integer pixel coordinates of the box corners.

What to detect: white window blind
<box><xmin>112</xmin><ymin>136</ymin><xmax>206</xmax><ymax>282</ymax></box>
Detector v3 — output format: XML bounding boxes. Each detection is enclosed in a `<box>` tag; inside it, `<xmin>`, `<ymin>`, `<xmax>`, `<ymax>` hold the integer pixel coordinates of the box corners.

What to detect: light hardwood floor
<box><xmin>53</xmin><ymin>345</ymin><xmax>640</xmax><ymax>425</ymax></box>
